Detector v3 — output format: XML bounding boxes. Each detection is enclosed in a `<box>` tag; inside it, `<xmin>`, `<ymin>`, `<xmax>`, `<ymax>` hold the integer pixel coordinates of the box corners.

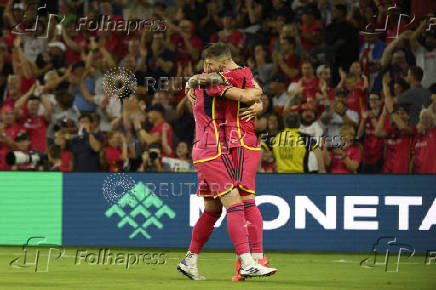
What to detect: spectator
<box><xmin>270</xmin><ymin>74</ymin><xmax>288</xmax><ymax>109</ymax></box>
<box><xmin>249</xmin><ymin>44</ymin><xmax>273</xmax><ymax>85</ymax></box>
<box><xmin>321</xmin><ymin>88</ymin><xmax>359</xmax><ymax>147</ymax></box>
<box><xmin>162</xmin><ymin>141</ymin><xmax>194</xmax><ymax>172</ymax></box>
<box><xmin>411</xmin><ymin>108</ymin><xmax>436</xmax><ymax>173</ymax></box>
<box><xmin>71</xmin><ymin>114</ymin><xmax>104</xmax><ymax>172</ymax></box>
<box><xmin>396</xmin><ymin>66</ymin><xmax>432</xmax><ymax>126</ymax></box>
<box><xmin>10</xmin><ymin>132</ymin><xmax>43</xmax><ymax>171</ymax></box>
<box><xmin>138</xmin><ymin>142</ymin><xmax>163</xmax><ymax>172</ymax></box>
<box><xmin>145</xmin><ymin>31</ymin><xmax>176</xmax><ymax>82</ymax></box>
<box><xmin>169</xmin><ymin>19</ymin><xmax>203</xmax><ymax>68</ymax></box>
<box><xmin>299</xmin><ymin>7</ymin><xmax>323</xmax><ymax>53</ymax></box>
<box><xmin>326</xmin><ymin>126</ymin><xmax>361</xmax><ymax>174</ymax></box>
<box><xmin>0</xmin><ymin>104</ymin><xmax>24</xmax><ymax>170</ymax></box>
<box><xmin>70</xmin><ymin>61</ymin><xmax>96</xmax><ymax>113</ymax></box>
<box><xmin>48</xmin><ymin>144</ymin><xmax>70</xmax><ymax>172</ymax></box>
<box><xmin>375</xmin><ymin>103</ymin><xmax>416</xmax><ymax>174</ymax></box>
<box><xmin>135</xmin><ymin>103</ymin><xmax>173</xmax><ymax>157</ymax></box>
<box><xmin>410</xmin><ymin>17</ymin><xmax>436</xmax><ymax>89</ymax></box>
<box><xmin>325</xmin><ymin>4</ymin><xmax>359</xmax><ymax>85</ymax></box>
<box><xmin>269</xmin><ymin>113</ymin><xmax>324</xmax><ymax>173</ymax></box>
<box><xmin>15</xmin><ymin>87</ymin><xmax>52</xmax><ymax>153</ymax></box>
<box><xmin>357</xmin><ymin>93</ymin><xmax>385</xmax><ymax>173</ymax></box>
<box><xmin>54</xmin><ymin>131</ymin><xmax>73</xmax><ymax>172</ymax></box>
<box><xmin>272</xmin><ymin>36</ymin><xmax>301</xmax><ymax>83</ymax></box>
<box><xmin>258</xmin><ymin>142</ymin><xmax>276</xmax><ymax>173</ymax></box>
<box><xmin>152</xmin><ymin>90</ymin><xmax>177</xmax><ymax>123</ymax></box>
<box><xmin>210</xmin><ymin>12</ymin><xmax>245</xmax><ymax>57</ymax></box>
<box><xmin>102</xmin><ymin>131</ymin><xmax>128</xmax><ymax>172</ymax></box>
<box><xmin>297</xmin><ymin>61</ymin><xmax>319</xmax><ymax>102</ymax></box>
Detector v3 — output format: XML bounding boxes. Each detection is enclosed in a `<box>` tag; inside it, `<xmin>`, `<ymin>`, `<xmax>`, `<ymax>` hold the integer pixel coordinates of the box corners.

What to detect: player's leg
<box><xmin>179</xmin><ymin>197</ymin><xmax>222</xmax><ymax>280</ymax></box>
<box><xmin>188</xmin><ymin>197</ymin><xmax>222</xmax><ymax>254</ymax></box>
<box><xmin>220</xmin><ymin>187</ymin><xmax>277</xmax><ymax>278</ymax></box>
<box><xmin>178</xmin><ymin>157</ymin><xmax>231</xmax><ymax>280</ymax></box>
<box><xmin>231</xmin><ymin>146</ymin><xmax>268</xmax><ymax>280</ymax></box>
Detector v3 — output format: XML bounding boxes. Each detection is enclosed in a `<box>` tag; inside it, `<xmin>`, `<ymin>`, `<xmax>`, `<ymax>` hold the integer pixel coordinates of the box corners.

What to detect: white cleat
<box><xmin>177</xmin><ymin>259</ymin><xmax>206</xmax><ymax>280</ymax></box>
<box><xmin>239</xmin><ymin>263</ymin><xmax>277</xmax><ymax>279</ymax></box>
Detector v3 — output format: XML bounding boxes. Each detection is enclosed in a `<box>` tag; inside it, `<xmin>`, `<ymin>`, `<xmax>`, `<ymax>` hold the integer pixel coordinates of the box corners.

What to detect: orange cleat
<box><xmin>232</xmin><ymin>258</ymin><xmax>245</xmax><ymax>281</ymax></box>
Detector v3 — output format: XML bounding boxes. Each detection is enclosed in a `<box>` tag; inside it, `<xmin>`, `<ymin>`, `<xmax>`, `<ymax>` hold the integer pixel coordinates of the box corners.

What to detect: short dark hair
<box><xmin>48</xmin><ymin>144</ymin><xmax>62</xmax><ymax>159</ymax></box>
<box><xmin>284</xmin><ymin>113</ymin><xmax>300</xmax><ymax>129</ymax></box>
<box><xmin>202</xmin><ymin>42</ymin><xmax>232</xmax><ymax>60</ymax></box>
<box><xmin>409</xmin><ymin>66</ymin><xmax>424</xmax><ymax>82</ymax></box>
<box><xmin>79</xmin><ymin>114</ymin><xmax>92</xmax><ymax>123</ymax></box>
<box><xmin>395</xmin><ymin>77</ymin><xmax>410</xmax><ymax>91</ymax></box>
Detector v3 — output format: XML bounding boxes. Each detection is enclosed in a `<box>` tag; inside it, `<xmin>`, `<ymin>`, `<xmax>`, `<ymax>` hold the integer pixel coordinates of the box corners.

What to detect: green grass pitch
<box><xmin>0</xmin><ymin>246</ymin><xmax>434</xmax><ymax>290</ymax></box>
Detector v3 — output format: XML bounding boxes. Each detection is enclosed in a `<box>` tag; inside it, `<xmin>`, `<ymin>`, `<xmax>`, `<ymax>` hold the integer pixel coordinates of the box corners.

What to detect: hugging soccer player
<box><xmin>177</xmin><ymin>43</ymin><xmax>275</xmax><ymax>280</ymax></box>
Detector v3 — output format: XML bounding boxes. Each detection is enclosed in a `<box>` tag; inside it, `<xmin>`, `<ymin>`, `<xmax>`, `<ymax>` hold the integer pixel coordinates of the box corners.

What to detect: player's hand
<box><xmin>186</xmin><ymin>88</ymin><xmax>197</xmax><ymax>105</ymax></box>
<box><xmin>240</xmin><ymin>102</ymin><xmax>263</xmax><ymax>122</ymax></box>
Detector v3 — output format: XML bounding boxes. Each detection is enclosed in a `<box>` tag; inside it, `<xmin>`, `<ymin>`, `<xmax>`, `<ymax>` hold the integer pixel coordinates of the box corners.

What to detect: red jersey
<box><xmin>105</xmin><ymin>146</ymin><xmax>124</xmax><ymax>172</ymax></box>
<box><xmin>19</xmin><ymin>107</ymin><xmax>48</xmax><ymax>153</ymax></box>
<box><xmin>191</xmin><ymin>84</ymin><xmax>229</xmax><ymax>163</ymax></box>
<box><xmin>0</xmin><ymin>124</ymin><xmax>25</xmax><ymax>170</ymax></box>
<box><xmin>298</xmin><ymin>77</ymin><xmax>319</xmax><ymax>102</ymax></box>
<box><xmin>382</xmin><ymin>123</ymin><xmax>416</xmax><ymax>174</ymax></box>
<box><xmin>150</xmin><ymin>120</ymin><xmax>174</xmax><ymax>157</ymax></box>
<box><xmin>61</xmin><ymin>149</ymin><xmax>72</xmax><ymax>171</ymax></box>
<box><xmin>216</xmin><ymin>67</ymin><xmax>260</xmax><ymax>151</ymax></box>
<box><xmin>300</xmin><ymin>22</ymin><xmax>323</xmax><ymax>52</ymax></box>
<box><xmin>328</xmin><ymin>146</ymin><xmax>361</xmax><ymax>173</ymax></box>
<box><xmin>412</xmin><ymin>128</ymin><xmax>436</xmax><ymax>173</ymax></box>
<box><xmin>362</xmin><ymin>113</ymin><xmax>385</xmax><ymax>164</ymax></box>
<box><xmin>171</xmin><ymin>34</ymin><xmax>203</xmax><ymax>68</ymax></box>
<box><xmin>345</xmin><ymin>88</ymin><xmax>365</xmax><ymax>113</ymax></box>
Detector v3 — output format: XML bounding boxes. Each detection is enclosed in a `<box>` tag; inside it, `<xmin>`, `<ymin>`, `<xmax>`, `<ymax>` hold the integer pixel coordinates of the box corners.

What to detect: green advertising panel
<box><xmin>0</xmin><ymin>172</ymin><xmax>62</xmax><ymax>245</ymax></box>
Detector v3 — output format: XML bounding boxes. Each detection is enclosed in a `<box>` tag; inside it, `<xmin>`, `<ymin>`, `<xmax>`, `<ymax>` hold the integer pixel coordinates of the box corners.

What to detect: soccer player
<box><xmin>185</xmin><ymin>43</ymin><xmax>269</xmax><ymax>281</ymax></box>
<box><xmin>177</xmin><ymin>56</ymin><xmax>277</xmax><ymax>280</ymax></box>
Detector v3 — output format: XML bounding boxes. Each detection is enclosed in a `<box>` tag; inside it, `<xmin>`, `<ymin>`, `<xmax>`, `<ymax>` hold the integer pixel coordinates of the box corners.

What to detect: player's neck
<box><xmin>225</xmin><ymin>60</ymin><xmax>240</xmax><ymax>70</ymax></box>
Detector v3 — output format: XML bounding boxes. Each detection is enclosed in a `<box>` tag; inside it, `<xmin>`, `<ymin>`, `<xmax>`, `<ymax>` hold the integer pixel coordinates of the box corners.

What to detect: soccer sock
<box><xmin>188</xmin><ymin>209</ymin><xmax>222</xmax><ymax>255</ymax></box>
<box><xmin>243</xmin><ymin>199</ymin><xmax>264</xmax><ymax>258</ymax></box>
<box><xmin>226</xmin><ymin>203</ymin><xmax>251</xmax><ymax>257</ymax></box>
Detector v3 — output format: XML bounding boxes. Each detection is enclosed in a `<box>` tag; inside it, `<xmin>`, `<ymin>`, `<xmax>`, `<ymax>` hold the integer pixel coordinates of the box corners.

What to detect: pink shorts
<box><xmin>195</xmin><ymin>153</ymin><xmax>235</xmax><ymax>198</ymax></box>
<box><xmin>230</xmin><ymin>147</ymin><xmax>261</xmax><ymax>195</ymax></box>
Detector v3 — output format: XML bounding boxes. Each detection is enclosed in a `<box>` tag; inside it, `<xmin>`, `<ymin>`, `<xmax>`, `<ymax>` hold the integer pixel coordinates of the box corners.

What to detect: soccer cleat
<box><xmin>239</xmin><ymin>263</ymin><xmax>277</xmax><ymax>279</ymax></box>
<box><xmin>232</xmin><ymin>256</ymin><xmax>270</xmax><ymax>281</ymax></box>
<box><xmin>232</xmin><ymin>259</ymin><xmax>244</xmax><ymax>281</ymax></box>
<box><xmin>177</xmin><ymin>260</ymin><xmax>206</xmax><ymax>281</ymax></box>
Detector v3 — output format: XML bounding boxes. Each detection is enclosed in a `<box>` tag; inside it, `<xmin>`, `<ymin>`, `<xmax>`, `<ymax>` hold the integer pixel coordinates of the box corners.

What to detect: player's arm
<box><xmin>186</xmin><ymin>72</ymin><xmax>227</xmax><ymax>88</ymax></box>
<box><xmin>224</xmin><ymin>87</ymin><xmax>261</xmax><ymax>104</ymax></box>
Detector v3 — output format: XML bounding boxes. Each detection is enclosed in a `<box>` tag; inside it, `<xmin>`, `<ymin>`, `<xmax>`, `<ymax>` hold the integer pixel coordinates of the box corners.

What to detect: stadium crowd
<box><xmin>0</xmin><ymin>0</ymin><xmax>435</xmax><ymax>173</ymax></box>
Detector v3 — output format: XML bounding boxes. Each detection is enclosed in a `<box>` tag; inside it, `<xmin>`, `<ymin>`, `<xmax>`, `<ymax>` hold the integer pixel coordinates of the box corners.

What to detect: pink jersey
<box><xmin>191</xmin><ymin>85</ymin><xmax>230</xmax><ymax>163</ymax></box>
<box><xmin>216</xmin><ymin>67</ymin><xmax>260</xmax><ymax>150</ymax></box>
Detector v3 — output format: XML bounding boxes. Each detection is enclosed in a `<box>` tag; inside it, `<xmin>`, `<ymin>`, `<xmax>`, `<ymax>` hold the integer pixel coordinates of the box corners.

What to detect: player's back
<box><xmin>191</xmin><ymin>87</ymin><xmax>227</xmax><ymax>163</ymax></box>
<box><xmin>219</xmin><ymin>67</ymin><xmax>259</xmax><ymax>150</ymax></box>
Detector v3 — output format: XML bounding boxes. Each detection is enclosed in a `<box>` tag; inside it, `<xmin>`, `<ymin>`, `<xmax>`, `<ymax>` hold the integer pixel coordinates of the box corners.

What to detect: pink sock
<box><xmin>188</xmin><ymin>209</ymin><xmax>221</xmax><ymax>254</ymax></box>
<box><xmin>226</xmin><ymin>203</ymin><xmax>250</xmax><ymax>255</ymax></box>
<box><xmin>243</xmin><ymin>199</ymin><xmax>263</xmax><ymax>254</ymax></box>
